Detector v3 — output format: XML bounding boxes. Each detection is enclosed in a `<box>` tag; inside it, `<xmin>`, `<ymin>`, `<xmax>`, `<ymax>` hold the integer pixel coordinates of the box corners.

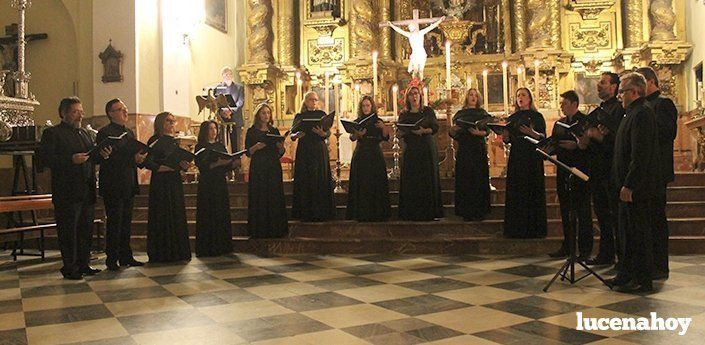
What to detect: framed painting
<box><xmin>574</xmin><ymin>73</ymin><xmax>601</xmax><ymax>106</ymax></box>
<box><xmin>205</xmin><ymin>0</ymin><xmax>227</xmax><ymax>33</ymax></box>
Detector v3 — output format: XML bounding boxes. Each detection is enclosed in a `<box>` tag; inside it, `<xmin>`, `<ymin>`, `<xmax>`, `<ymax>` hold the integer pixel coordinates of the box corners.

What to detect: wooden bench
<box><xmin>0</xmin><ymin>195</ymin><xmax>104</xmax><ymax>261</ymax></box>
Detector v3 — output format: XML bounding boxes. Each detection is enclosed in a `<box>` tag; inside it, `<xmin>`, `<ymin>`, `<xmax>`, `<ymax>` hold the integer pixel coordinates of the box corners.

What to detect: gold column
<box><xmin>624</xmin><ymin>0</ymin><xmax>645</xmax><ymax>47</ymax></box>
<box><xmin>379</xmin><ymin>0</ymin><xmax>392</xmax><ymax>60</ymax></box>
<box><xmin>550</xmin><ymin>0</ymin><xmax>560</xmax><ymax>49</ymax></box>
<box><xmin>277</xmin><ymin>0</ymin><xmax>296</xmax><ymax>66</ymax></box>
<box><xmin>649</xmin><ymin>0</ymin><xmax>676</xmax><ymax>41</ymax></box>
<box><xmin>527</xmin><ymin>0</ymin><xmax>551</xmax><ymax>48</ymax></box>
<box><xmin>350</xmin><ymin>0</ymin><xmax>374</xmax><ymax>59</ymax></box>
<box><xmin>247</xmin><ymin>0</ymin><xmax>273</xmax><ymax>63</ymax></box>
<box><xmin>513</xmin><ymin>0</ymin><xmax>527</xmax><ymax>51</ymax></box>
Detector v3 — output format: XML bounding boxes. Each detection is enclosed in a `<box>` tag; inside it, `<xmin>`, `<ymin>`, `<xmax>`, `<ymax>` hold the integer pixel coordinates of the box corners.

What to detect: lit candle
<box><xmin>517</xmin><ymin>65</ymin><xmax>524</xmax><ymax>88</ymax></box>
<box><xmin>334</xmin><ymin>77</ymin><xmax>340</xmax><ymax>117</ymax></box>
<box><xmin>554</xmin><ymin>68</ymin><xmax>560</xmax><ymax>108</ymax></box>
<box><xmin>295</xmin><ymin>71</ymin><xmax>302</xmax><ymax>111</ymax></box>
<box><xmin>324</xmin><ymin>71</ymin><xmax>330</xmax><ymax>113</ymax></box>
<box><xmin>502</xmin><ymin>61</ymin><xmax>509</xmax><ymax>116</ymax></box>
<box><xmin>482</xmin><ymin>69</ymin><xmax>489</xmax><ymax>109</ymax></box>
<box><xmin>372</xmin><ymin>50</ymin><xmax>379</xmax><ymax>102</ymax></box>
<box><xmin>534</xmin><ymin>60</ymin><xmax>540</xmax><ymax>106</ymax></box>
<box><xmin>445</xmin><ymin>41</ymin><xmax>452</xmax><ymax>92</ymax></box>
<box><xmin>392</xmin><ymin>84</ymin><xmax>399</xmax><ymax>117</ymax></box>
<box><xmin>423</xmin><ymin>86</ymin><xmax>429</xmax><ymax>107</ymax></box>
<box><xmin>466</xmin><ymin>75</ymin><xmax>472</xmax><ymax>90</ymax></box>
<box><xmin>354</xmin><ymin>82</ymin><xmax>361</xmax><ymax>112</ymax></box>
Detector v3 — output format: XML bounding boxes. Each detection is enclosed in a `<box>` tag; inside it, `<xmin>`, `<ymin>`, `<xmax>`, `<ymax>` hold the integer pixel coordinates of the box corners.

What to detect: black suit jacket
<box><xmin>588</xmin><ymin>97</ymin><xmax>624</xmax><ymax>180</ymax></box>
<box><xmin>645</xmin><ymin>91</ymin><xmax>678</xmax><ymax>183</ymax></box>
<box><xmin>96</xmin><ymin>122</ymin><xmax>140</xmax><ymax>199</ymax></box>
<box><xmin>551</xmin><ymin>111</ymin><xmax>590</xmax><ymax>174</ymax></box>
<box><xmin>39</xmin><ymin>122</ymin><xmax>98</xmax><ymax>205</ymax></box>
<box><xmin>611</xmin><ymin>97</ymin><xmax>661</xmax><ymax>202</ymax></box>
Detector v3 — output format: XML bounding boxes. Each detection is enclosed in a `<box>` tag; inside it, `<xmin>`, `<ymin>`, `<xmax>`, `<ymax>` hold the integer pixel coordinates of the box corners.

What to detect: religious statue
<box><xmin>383</xmin><ymin>11</ymin><xmax>446</xmax><ymax>79</ymax></box>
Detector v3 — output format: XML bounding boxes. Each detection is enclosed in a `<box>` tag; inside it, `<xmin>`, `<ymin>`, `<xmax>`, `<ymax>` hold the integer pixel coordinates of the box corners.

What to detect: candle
<box><xmin>372</xmin><ymin>50</ymin><xmax>379</xmax><ymax>102</ymax></box>
<box><xmin>295</xmin><ymin>71</ymin><xmax>302</xmax><ymax>111</ymax></box>
<box><xmin>354</xmin><ymin>82</ymin><xmax>361</xmax><ymax>112</ymax></box>
<box><xmin>482</xmin><ymin>69</ymin><xmax>489</xmax><ymax>108</ymax></box>
<box><xmin>554</xmin><ymin>68</ymin><xmax>560</xmax><ymax>108</ymax></box>
<box><xmin>445</xmin><ymin>41</ymin><xmax>452</xmax><ymax>92</ymax></box>
<box><xmin>423</xmin><ymin>86</ymin><xmax>429</xmax><ymax>107</ymax></box>
<box><xmin>517</xmin><ymin>65</ymin><xmax>524</xmax><ymax>88</ymax></box>
<box><xmin>502</xmin><ymin>61</ymin><xmax>509</xmax><ymax>116</ymax></box>
<box><xmin>466</xmin><ymin>75</ymin><xmax>472</xmax><ymax>90</ymax></box>
<box><xmin>392</xmin><ymin>84</ymin><xmax>398</xmax><ymax>116</ymax></box>
<box><xmin>334</xmin><ymin>78</ymin><xmax>340</xmax><ymax>118</ymax></box>
<box><xmin>534</xmin><ymin>60</ymin><xmax>540</xmax><ymax>106</ymax></box>
<box><xmin>324</xmin><ymin>72</ymin><xmax>330</xmax><ymax>113</ymax></box>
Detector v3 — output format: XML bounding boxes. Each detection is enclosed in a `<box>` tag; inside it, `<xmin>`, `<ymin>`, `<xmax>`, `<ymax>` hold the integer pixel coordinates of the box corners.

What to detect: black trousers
<box><xmin>618</xmin><ymin>199</ymin><xmax>654</xmax><ymax>283</ymax></box>
<box><xmin>54</xmin><ymin>201</ymin><xmax>95</xmax><ymax>275</ymax></box>
<box><xmin>590</xmin><ymin>177</ymin><xmax>620</xmax><ymax>261</ymax></box>
<box><xmin>104</xmin><ymin>197</ymin><xmax>135</xmax><ymax>262</ymax></box>
<box><xmin>652</xmin><ymin>184</ymin><xmax>669</xmax><ymax>274</ymax></box>
<box><xmin>557</xmin><ymin>173</ymin><xmax>593</xmax><ymax>257</ymax></box>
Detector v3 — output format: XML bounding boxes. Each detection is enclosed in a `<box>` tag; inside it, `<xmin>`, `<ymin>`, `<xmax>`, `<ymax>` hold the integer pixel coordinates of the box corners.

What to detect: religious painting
<box><xmin>483</xmin><ymin>73</ymin><xmax>504</xmax><ymax>105</ymax></box>
<box><xmin>205</xmin><ymin>0</ymin><xmax>227</xmax><ymax>33</ymax></box>
<box><xmin>98</xmin><ymin>41</ymin><xmax>123</xmax><ymax>83</ymax></box>
<box><xmin>574</xmin><ymin>73</ymin><xmax>601</xmax><ymax>105</ymax></box>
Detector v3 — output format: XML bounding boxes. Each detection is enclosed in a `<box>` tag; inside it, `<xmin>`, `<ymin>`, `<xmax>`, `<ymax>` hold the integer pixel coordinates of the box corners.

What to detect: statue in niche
<box><xmin>99</xmin><ymin>40</ymin><xmax>123</xmax><ymax>83</ymax></box>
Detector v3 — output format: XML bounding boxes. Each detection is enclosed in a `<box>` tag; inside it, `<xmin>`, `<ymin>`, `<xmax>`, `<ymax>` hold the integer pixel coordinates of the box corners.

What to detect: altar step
<box><xmin>108</xmin><ymin>201</ymin><xmax>705</xmax><ymax>222</ymax></box>
<box><xmin>126</xmin><ymin>217</ymin><xmax>705</xmax><ymax>239</ymax></box>
<box><xmin>129</xmin><ymin>185</ymin><xmax>705</xmax><ymax>207</ymax></box>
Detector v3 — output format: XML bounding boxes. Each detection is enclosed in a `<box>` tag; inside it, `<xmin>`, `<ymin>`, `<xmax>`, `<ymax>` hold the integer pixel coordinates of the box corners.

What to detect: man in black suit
<box><xmin>548</xmin><ymin>91</ymin><xmax>592</xmax><ymax>261</ymax></box>
<box><xmin>590</xmin><ymin>73</ymin><xmax>660</xmax><ymax>292</ymax></box>
<box><xmin>636</xmin><ymin>66</ymin><xmax>677</xmax><ymax>280</ymax></box>
<box><xmin>584</xmin><ymin>72</ymin><xmax>624</xmax><ymax>267</ymax></box>
<box><xmin>39</xmin><ymin>97</ymin><xmax>111</xmax><ymax>279</ymax></box>
<box><xmin>214</xmin><ymin>66</ymin><xmax>245</xmax><ymax>151</ymax></box>
<box><xmin>97</xmin><ymin>99</ymin><xmax>147</xmax><ymax>270</ymax></box>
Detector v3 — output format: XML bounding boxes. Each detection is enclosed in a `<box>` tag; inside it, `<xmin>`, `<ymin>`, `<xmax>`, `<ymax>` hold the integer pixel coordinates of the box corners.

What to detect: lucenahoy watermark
<box><xmin>576</xmin><ymin>312</ymin><xmax>692</xmax><ymax>335</ymax></box>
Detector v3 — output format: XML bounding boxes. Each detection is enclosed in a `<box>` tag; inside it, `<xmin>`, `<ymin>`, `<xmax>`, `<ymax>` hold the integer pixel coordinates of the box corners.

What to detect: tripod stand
<box><xmin>523</xmin><ymin>140</ymin><xmax>612</xmax><ymax>292</ymax></box>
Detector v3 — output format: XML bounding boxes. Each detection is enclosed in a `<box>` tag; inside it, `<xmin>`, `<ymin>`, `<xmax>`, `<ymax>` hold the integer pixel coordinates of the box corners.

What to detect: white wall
<box><xmin>685</xmin><ymin>0</ymin><xmax>705</xmax><ymax>109</ymax></box>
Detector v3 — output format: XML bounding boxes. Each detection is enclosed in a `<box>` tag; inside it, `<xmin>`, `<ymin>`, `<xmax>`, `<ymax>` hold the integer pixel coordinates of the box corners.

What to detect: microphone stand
<box><xmin>521</xmin><ymin>136</ymin><xmax>612</xmax><ymax>292</ymax></box>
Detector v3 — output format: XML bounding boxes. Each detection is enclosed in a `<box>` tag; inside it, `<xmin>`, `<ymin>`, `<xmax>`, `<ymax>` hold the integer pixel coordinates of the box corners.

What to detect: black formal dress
<box><xmin>39</xmin><ymin>122</ymin><xmax>99</xmax><ymax>278</ymax></box>
<box><xmin>96</xmin><ymin>122</ymin><xmax>140</xmax><ymax>266</ymax></box>
<box><xmin>612</xmin><ymin>97</ymin><xmax>660</xmax><ymax>286</ymax></box>
<box><xmin>194</xmin><ymin>142</ymin><xmax>233</xmax><ymax>256</ymax></box>
<box><xmin>246</xmin><ymin>126</ymin><xmax>288</xmax><ymax>238</ymax></box>
<box><xmin>552</xmin><ymin>112</ymin><xmax>592</xmax><ymax>257</ymax></box>
<box><xmin>291</xmin><ymin>110</ymin><xmax>335</xmax><ymax>221</ymax></box>
<box><xmin>143</xmin><ymin>135</ymin><xmax>191</xmax><ymax>263</ymax></box>
<box><xmin>398</xmin><ymin>107</ymin><xmax>443</xmax><ymax>221</ymax></box>
<box><xmin>646</xmin><ymin>91</ymin><xmax>678</xmax><ymax>277</ymax></box>
<box><xmin>346</xmin><ymin>115</ymin><xmax>391</xmax><ymax>222</ymax></box>
<box><xmin>588</xmin><ymin>97</ymin><xmax>624</xmax><ymax>263</ymax></box>
<box><xmin>450</xmin><ymin>108</ymin><xmax>492</xmax><ymax>221</ymax></box>
<box><xmin>503</xmin><ymin>109</ymin><xmax>547</xmax><ymax>238</ymax></box>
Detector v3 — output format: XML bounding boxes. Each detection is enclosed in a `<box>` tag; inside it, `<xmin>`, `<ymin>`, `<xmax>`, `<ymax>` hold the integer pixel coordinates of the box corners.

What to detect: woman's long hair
<box><xmin>153</xmin><ymin>111</ymin><xmax>172</xmax><ymax>136</ymax></box>
<box><xmin>356</xmin><ymin>95</ymin><xmax>377</xmax><ymax>118</ymax></box>
<box><xmin>514</xmin><ymin>87</ymin><xmax>538</xmax><ymax>112</ymax></box>
<box><xmin>463</xmin><ymin>88</ymin><xmax>483</xmax><ymax>109</ymax></box>
<box><xmin>253</xmin><ymin>102</ymin><xmax>274</xmax><ymax>128</ymax></box>
<box><xmin>299</xmin><ymin>91</ymin><xmax>319</xmax><ymax>114</ymax></box>
<box><xmin>197</xmin><ymin>120</ymin><xmax>218</xmax><ymax>146</ymax></box>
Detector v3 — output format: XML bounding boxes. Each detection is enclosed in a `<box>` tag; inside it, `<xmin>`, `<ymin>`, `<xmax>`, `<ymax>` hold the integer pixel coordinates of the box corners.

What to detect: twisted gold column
<box><xmin>248</xmin><ymin>0</ymin><xmax>273</xmax><ymax>63</ymax></box>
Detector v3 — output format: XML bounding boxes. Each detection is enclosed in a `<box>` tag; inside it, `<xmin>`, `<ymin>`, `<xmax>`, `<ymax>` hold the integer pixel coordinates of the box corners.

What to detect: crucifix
<box><xmin>380</xmin><ymin>9</ymin><xmax>445</xmax><ymax>79</ymax></box>
<box><xmin>0</xmin><ymin>24</ymin><xmax>48</xmax><ymax>71</ymax></box>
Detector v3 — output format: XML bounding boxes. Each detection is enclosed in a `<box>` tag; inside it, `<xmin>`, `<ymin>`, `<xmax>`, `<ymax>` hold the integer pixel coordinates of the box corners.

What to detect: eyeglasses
<box><xmin>617</xmin><ymin>88</ymin><xmax>633</xmax><ymax>95</ymax></box>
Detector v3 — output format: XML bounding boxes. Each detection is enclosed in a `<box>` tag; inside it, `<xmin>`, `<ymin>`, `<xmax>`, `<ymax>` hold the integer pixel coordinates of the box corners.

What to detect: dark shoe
<box><xmin>62</xmin><ymin>271</ymin><xmax>83</xmax><ymax>280</ymax></box>
<box><xmin>120</xmin><ymin>259</ymin><xmax>145</xmax><ymax>267</ymax></box>
<box><xmin>575</xmin><ymin>255</ymin><xmax>590</xmax><ymax>263</ymax></box>
<box><xmin>106</xmin><ymin>259</ymin><xmax>119</xmax><ymax>271</ymax></box>
<box><xmin>615</xmin><ymin>280</ymin><xmax>653</xmax><ymax>293</ymax></box>
<box><xmin>82</xmin><ymin>267</ymin><xmax>102</xmax><ymax>276</ymax></box>
<box><xmin>652</xmin><ymin>271</ymin><xmax>669</xmax><ymax>280</ymax></box>
<box><xmin>605</xmin><ymin>275</ymin><xmax>630</xmax><ymax>287</ymax></box>
<box><xmin>585</xmin><ymin>256</ymin><xmax>615</xmax><ymax>266</ymax></box>
<box><xmin>549</xmin><ymin>250</ymin><xmax>570</xmax><ymax>258</ymax></box>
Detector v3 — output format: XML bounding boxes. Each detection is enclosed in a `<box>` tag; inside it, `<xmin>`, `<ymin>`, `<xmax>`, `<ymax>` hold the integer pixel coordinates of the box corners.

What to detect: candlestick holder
<box><xmin>333</xmin><ymin>119</ymin><xmax>345</xmax><ymax>193</ymax></box>
<box><xmin>388</xmin><ymin>123</ymin><xmax>401</xmax><ymax>179</ymax></box>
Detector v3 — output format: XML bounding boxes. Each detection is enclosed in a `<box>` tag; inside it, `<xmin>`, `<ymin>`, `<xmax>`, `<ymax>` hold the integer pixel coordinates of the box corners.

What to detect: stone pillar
<box><xmin>649</xmin><ymin>0</ymin><xmax>676</xmax><ymax>41</ymax></box>
<box><xmin>247</xmin><ymin>0</ymin><xmax>273</xmax><ymax>64</ymax></box>
<box><xmin>512</xmin><ymin>0</ymin><xmax>527</xmax><ymax>51</ymax></box>
<box><xmin>527</xmin><ymin>0</ymin><xmax>552</xmax><ymax>48</ymax></box>
<box><xmin>624</xmin><ymin>0</ymin><xmax>645</xmax><ymax>47</ymax></box>
<box><xmin>277</xmin><ymin>0</ymin><xmax>296</xmax><ymax>66</ymax></box>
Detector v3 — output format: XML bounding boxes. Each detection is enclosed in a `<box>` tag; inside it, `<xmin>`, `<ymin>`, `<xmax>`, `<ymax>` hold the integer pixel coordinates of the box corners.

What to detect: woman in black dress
<box><xmin>503</xmin><ymin>88</ymin><xmax>548</xmax><ymax>238</ymax></box>
<box><xmin>346</xmin><ymin>95</ymin><xmax>391</xmax><ymax>222</ymax></box>
<box><xmin>397</xmin><ymin>86</ymin><xmax>443</xmax><ymax>221</ymax></box>
<box><xmin>449</xmin><ymin>88</ymin><xmax>492</xmax><ymax>221</ymax></box>
<box><xmin>194</xmin><ymin>121</ymin><xmax>235</xmax><ymax>256</ymax></box>
<box><xmin>246</xmin><ymin>103</ymin><xmax>288</xmax><ymax>238</ymax></box>
<box><xmin>143</xmin><ymin>112</ymin><xmax>191</xmax><ymax>262</ymax></box>
<box><xmin>290</xmin><ymin>91</ymin><xmax>335</xmax><ymax>221</ymax></box>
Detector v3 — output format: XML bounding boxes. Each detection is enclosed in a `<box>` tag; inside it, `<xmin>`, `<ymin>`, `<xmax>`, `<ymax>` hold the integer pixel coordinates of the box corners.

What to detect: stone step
<box><xmin>128</xmin><ymin>186</ymin><xmax>705</xmax><ymax>208</ymax></box>
<box><xmin>135</xmin><ymin>173</ymin><xmax>705</xmax><ymax>195</ymax></box>
<box><xmin>127</xmin><ymin>217</ymin><xmax>705</xmax><ymax>239</ymax></box>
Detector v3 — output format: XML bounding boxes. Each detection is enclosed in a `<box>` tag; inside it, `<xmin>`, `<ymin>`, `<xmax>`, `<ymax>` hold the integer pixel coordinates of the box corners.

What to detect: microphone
<box><xmin>523</xmin><ymin>136</ymin><xmax>539</xmax><ymax>145</ymax></box>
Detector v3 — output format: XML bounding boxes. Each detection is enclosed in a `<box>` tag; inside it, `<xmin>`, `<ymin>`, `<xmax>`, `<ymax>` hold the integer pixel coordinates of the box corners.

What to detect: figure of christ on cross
<box><xmin>380</xmin><ymin>9</ymin><xmax>446</xmax><ymax>79</ymax></box>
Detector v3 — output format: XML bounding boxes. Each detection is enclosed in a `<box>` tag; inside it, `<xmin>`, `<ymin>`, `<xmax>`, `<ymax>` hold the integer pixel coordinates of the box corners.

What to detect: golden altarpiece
<box><xmin>237</xmin><ymin>0</ymin><xmax>697</xmax><ymax>178</ymax></box>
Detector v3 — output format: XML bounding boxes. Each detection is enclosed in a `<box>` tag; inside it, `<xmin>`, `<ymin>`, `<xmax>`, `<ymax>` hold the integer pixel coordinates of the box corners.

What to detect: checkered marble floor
<box><xmin>2</xmin><ymin>252</ymin><xmax>705</xmax><ymax>345</ymax></box>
